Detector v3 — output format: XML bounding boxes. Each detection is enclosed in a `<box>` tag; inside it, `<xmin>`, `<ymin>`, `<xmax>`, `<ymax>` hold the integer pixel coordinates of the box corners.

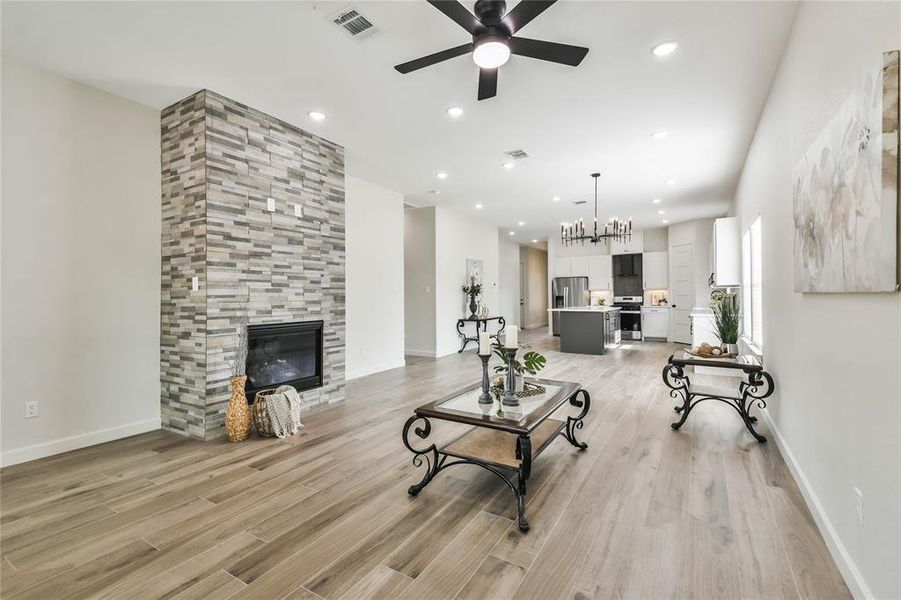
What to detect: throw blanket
<box><xmin>265</xmin><ymin>385</ymin><xmax>304</xmax><ymax>438</ymax></box>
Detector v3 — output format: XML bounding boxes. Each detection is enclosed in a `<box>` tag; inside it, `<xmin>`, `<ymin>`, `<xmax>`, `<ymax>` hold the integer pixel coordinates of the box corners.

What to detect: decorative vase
<box><xmin>725</xmin><ymin>343</ymin><xmax>739</xmax><ymax>356</ymax></box>
<box><xmin>514</xmin><ymin>373</ymin><xmax>525</xmax><ymax>393</ymax></box>
<box><xmin>226</xmin><ymin>375</ymin><xmax>251</xmax><ymax>442</ymax></box>
<box><xmin>468</xmin><ymin>294</ymin><xmax>478</xmax><ymax>319</ymax></box>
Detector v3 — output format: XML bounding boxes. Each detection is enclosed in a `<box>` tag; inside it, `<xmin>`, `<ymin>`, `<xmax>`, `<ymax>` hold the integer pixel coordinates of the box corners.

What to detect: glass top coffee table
<box><xmin>402</xmin><ymin>377</ymin><xmax>589</xmax><ymax>532</ymax></box>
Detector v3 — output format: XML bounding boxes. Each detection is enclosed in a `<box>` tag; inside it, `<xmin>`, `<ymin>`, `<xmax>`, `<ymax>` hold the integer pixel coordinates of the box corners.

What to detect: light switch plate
<box><xmin>267</xmin><ymin>197</ymin><xmax>276</xmax><ymax>212</ymax></box>
<box><xmin>294</xmin><ymin>204</ymin><xmax>303</xmax><ymax>218</ymax></box>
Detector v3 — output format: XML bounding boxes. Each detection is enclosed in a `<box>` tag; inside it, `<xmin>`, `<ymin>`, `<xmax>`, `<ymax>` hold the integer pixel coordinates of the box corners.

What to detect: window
<box><xmin>742</xmin><ymin>216</ymin><xmax>763</xmax><ymax>350</ymax></box>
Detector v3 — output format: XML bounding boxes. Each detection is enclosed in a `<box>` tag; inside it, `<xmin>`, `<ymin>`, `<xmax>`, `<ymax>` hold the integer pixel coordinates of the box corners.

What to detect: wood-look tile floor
<box><xmin>0</xmin><ymin>332</ymin><xmax>851</xmax><ymax>599</ymax></box>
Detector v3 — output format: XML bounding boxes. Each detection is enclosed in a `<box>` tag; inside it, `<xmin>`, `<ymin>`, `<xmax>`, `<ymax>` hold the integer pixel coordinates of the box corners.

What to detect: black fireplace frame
<box><xmin>245</xmin><ymin>320</ymin><xmax>324</xmax><ymax>403</ymax></box>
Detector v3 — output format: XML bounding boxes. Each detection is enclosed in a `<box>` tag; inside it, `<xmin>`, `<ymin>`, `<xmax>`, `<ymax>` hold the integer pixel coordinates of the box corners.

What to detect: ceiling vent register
<box><xmin>504</xmin><ymin>149</ymin><xmax>530</xmax><ymax>160</ymax></box>
<box><xmin>330</xmin><ymin>7</ymin><xmax>379</xmax><ymax>41</ymax></box>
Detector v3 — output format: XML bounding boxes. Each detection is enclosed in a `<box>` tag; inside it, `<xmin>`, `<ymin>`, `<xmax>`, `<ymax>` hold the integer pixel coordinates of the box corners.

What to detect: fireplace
<box><xmin>245</xmin><ymin>321</ymin><xmax>323</xmax><ymax>403</ymax></box>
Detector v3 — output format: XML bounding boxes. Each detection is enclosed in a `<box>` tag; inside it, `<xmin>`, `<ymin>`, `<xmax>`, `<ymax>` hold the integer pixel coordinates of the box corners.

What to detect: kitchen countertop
<box><xmin>547</xmin><ymin>307</ymin><xmax>621</xmax><ymax>313</ymax></box>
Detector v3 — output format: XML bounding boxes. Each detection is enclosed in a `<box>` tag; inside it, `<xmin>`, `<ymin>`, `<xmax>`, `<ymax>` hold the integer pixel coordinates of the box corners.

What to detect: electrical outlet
<box><xmin>24</xmin><ymin>401</ymin><xmax>39</xmax><ymax>419</ymax></box>
<box><xmin>854</xmin><ymin>487</ymin><xmax>864</xmax><ymax>527</ymax></box>
<box><xmin>267</xmin><ymin>197</ymin><xmax>276</xmax><ymax>212</ymax></box>
<box><xmin>191</xmin><ymin>276</ymin><xmax>199</xmax><ymax>292</ymax></box>
<box><xmin>294</xmin><ymin>204</ymin><xmax>303</xmax><ymax>218</ymax></box>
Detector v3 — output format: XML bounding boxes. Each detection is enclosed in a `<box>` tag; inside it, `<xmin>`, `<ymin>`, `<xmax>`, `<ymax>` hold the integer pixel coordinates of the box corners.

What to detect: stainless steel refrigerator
<box><xmin>552</xmin><ymin>276</ymin><xmax>590</xmax><ymax>336</ymax></box>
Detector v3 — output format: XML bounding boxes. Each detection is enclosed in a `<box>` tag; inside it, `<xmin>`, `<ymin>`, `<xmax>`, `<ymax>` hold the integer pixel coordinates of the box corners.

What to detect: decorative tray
<box><xmin>685</xmin><ymin>348</ymin><xmax>738</xmax><ymax>359</ymax></box>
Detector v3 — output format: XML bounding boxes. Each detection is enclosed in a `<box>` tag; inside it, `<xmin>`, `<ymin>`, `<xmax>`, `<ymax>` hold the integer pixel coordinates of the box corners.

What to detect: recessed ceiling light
<box><xmin>308</xmin><ymin>111</ymin><xmax>326</xmax><ymax>121</ymax></box>
<box><xmin>518</xmin><ymin>221</ymin><xmax>525</xmax><ymax>226</ymax></box>
<box><xmin>662</xmin><ymin>219</ymin><xmax>671</xmax><ymax>224</ymax></box>
<box><xmin>532</xmin><ymin>239</ymin><xmax>538</xmax><ymax>243</ymax></box>
<box><xmin>666</xmin><ymin>178</ymin><xmax>677</xmax><ymax>185</ymax></box>
<box><xmin>651</xmin><ymin>41</ymin><xmax>679</xmax><ymax>57</ymax></box>
<box><xmin>503</xmin><ymin>162</ymin><xmax>515</xmax><ymax>169</ymax></box>
<box><xmin>651</xmin><ymin>131</ymin><xmax>668</xmax><ymax>140</ymax></box>
<box><xmin>508</xmin><ymin>231</ymin><xmax>515</xmax><ymax>236</ymax></box>
<box><xmin>475</xmin><ymin>203</ymin><xmax>483</xmax><ymax>209</ymax></box>
<box><xmin>652</xmin><ymin>198</ymin><xmax>662</xmax><ymax>204</ymax></box>
<box><xmin>446</xmin><ymin>106</ymin><xmax>463</xmax><ymax>117</ymax></box>
<box><xmin>436</xmin><ymin>172</ymin><xmax>447</xmax><ymax>179</ymax></box>
<box><xmin>657</xmin><ymin>209</ymin><xmax>666</xmax><ymax>215</ymax></box>
<box><xmin>552</xmin><ymin>196</ymin><xmax>561</xmax><ymax>202</ymax></box>
<box><xmin>428</xmin><ymin>189</ymin><xmax>440</xmax><ymax>195</ymax></box>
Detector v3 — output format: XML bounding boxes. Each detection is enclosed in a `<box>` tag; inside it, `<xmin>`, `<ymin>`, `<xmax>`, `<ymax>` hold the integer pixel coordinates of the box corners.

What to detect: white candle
<box><xmin>478</xmin><ymin>332</ymin><xmax>491</xmax><ymax>356</ymax></box>
<box><xmin>505</xmin><ymin>325</ymin><xmax>519</xmax><ymax>349</ymax></box>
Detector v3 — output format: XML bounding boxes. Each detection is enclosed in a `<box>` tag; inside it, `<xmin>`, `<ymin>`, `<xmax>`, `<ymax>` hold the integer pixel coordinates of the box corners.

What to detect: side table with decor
<box><xmin>662</xmin><ymin>352</ymin><xmax>774</xmax><ymax>442</ymax></box>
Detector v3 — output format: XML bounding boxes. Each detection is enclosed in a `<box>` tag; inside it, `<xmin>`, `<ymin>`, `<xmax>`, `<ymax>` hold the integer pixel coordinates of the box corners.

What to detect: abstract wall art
<box><xmin>793</xmin><ymin>50</ymin><xmax>899</xmax><ymax>293</ymax></box>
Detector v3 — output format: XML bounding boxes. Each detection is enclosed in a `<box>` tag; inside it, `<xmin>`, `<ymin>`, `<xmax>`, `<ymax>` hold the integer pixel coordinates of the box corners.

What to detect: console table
<box><xmin>455</xmin><ymin>316</ymin><xmax>505</xmax><ymax>353</ymax></box>
<box><xmin>662</xmin><ymin>352</ymin><xmax>774</xmax><ymax>442</ymax></box>
<box><xmin>402</xmin><ymin>377</ymin><xmax>589</xmax><ymax>531</ymax></box>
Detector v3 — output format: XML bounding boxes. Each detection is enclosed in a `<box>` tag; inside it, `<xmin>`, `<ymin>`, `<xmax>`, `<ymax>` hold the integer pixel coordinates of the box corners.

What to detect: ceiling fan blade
<box><xmin>502</xmin><ymin>0</ymin><xmax>557</xmax><ymax>34</ymax></box>
<box><xmin>395</xmin><ymin>43</ymin><xmax>474</xmax><ymax>74</ymax></box>
<box><xmin>427</xmin><ymin>0</ymin><xmax>481</xmax><ymax>34</ymax></box>
<box><xmin>477</xmin><ymin>68</ymin><xmax>498</xmax><ymax>101</ymax></box>
<box><xmin>509</xmin><ymin>36</ymin><xmax>589</xmax><ymax>66</ymax></box>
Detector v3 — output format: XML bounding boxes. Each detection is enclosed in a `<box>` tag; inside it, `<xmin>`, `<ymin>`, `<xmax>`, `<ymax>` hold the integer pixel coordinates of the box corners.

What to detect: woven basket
<box><xmin>252</xmin><ymin>388</ymin><xmax>280</xmax><ymax>437</ymax></box>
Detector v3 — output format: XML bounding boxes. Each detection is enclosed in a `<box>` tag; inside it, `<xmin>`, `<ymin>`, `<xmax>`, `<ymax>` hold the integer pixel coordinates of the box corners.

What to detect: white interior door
<box><xmin>670</xmin><ymin>242</ymin><xmax>693</xmax><ymax>344</ymax></box>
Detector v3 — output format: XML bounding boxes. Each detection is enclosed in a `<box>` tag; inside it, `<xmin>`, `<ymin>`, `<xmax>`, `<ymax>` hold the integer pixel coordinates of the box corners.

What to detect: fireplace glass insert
<box><xmin>245</xmin><ymin>320</ymin><xmax>323</xmax><ymax>403</ymax></box>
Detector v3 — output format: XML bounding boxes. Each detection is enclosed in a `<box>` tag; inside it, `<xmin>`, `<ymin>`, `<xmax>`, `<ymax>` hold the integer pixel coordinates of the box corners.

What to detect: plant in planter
<box><xmin>462</xmin><ymin>276</ymin><xmax>482</xmax><ymax>319</ymax></box>
<box><xmin>710</xmin><ymin>290</ymin><xmax>741</xmax><ymax>355</ymax></box>
<box><xmin>491</xmin><ymin>343</ymin><xmax>547</xmax><ymax>394</ymax></box>
<box><xmin>225</xmin><ymin>315</ymin><xmax>252</xmax><ymax>442</ymax></box>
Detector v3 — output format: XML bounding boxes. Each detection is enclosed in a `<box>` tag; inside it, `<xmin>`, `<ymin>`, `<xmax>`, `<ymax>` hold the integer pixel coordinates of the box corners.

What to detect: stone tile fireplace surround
<box><xmin>160</xmin><ymin>90</ymin><xmax>345</xmax><ymax>440</ymax></box>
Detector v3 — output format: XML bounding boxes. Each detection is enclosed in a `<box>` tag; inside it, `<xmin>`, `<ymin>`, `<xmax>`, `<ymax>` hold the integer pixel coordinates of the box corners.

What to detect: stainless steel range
<box><xmin>614</xmin><ymin>295</ymin><xmax>643</xmax><ymax>340</ymax></box>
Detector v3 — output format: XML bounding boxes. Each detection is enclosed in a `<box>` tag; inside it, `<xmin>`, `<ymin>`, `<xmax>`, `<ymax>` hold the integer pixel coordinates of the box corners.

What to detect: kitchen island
<box><xmin>548</xmin><ymin>307</ymin><xmax>621</xmax><ymax>355</ymax></box>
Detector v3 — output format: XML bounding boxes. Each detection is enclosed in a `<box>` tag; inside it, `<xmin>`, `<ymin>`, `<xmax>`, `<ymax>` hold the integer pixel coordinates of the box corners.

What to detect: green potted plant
<box><xmin>462</xmin><ymin>276</ymin><xmax>482</xmax><ymax>319</ymax></box>
<box><xmin>710</xmin><ymin>290</ymin><xmax>740</xmax><ymax>355</ymax></box>
<box><xmin>491</xmin><ymin>343</ymin><xmax>547</xmax><ymax>393</ymax></box>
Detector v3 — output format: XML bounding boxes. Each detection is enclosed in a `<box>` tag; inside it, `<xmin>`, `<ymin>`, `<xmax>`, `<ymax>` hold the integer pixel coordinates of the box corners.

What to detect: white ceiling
<box><xmin>1</xmin><ymin>1</ymin><xmax>797</xmax><ymax>242</ymax></box>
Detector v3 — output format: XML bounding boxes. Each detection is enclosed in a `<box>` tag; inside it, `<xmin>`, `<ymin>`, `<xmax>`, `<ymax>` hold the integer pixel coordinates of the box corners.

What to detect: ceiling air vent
<box><xmin>504</xmin><ymin>149</ymin><xmax>530</xmax><ymax>161</ymax></box>
<box><xmin>330</xmin><ymin>7</ymin><xmax>379</xmax><ymax>42</ymax></box>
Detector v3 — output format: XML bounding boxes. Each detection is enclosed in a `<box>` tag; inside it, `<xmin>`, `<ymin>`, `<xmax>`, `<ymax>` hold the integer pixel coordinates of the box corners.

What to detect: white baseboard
<box><xmin>345</xmin><ymin>359</ymin><xmax>406</xmax><ymax>380</ymax></box>
<box><xmin>404</xmin><ymin>349</ymin><xmax>437</xmax><ymax>358</ymax></box>
<box><xmin>0</xmin><ymin>417</ymin><xmax>161</xmax><ymax>468</ymax></box>
<box><xmin>759</xmin><ymin>409</ymin><xmax>872</xmax><ymax>600</ymax></box>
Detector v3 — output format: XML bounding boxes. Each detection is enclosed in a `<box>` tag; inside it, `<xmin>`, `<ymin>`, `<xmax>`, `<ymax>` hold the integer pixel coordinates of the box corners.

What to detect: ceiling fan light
<box><xmin>473</xmin><ymin>40</ymin><xmax>511</xmax><ymax>69</ymax></box>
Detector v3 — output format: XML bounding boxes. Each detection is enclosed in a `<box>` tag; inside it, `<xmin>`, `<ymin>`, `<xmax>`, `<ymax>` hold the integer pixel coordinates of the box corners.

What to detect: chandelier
<box><xmin>561</xmin><ymin>172</ymin><xmax>632</xmax><ymax>246</ymax></box>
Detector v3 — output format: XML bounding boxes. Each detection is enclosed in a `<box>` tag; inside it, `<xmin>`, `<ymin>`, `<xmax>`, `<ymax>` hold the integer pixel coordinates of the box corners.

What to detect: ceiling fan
<box><xmin>394</xmin><ymin>0</ymin><xmax>589</xmax><ymax>101</ymax></box>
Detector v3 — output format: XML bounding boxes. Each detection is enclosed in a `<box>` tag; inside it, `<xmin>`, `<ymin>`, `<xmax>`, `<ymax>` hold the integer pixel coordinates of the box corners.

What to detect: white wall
<box><xmin>434</xmin><ymin>207</ymin><xmax>499</xmax><ymax>357</ymax></box>
<box><xmin>730</xmin><ymin>3</ymin><xmax>900</xmax><ymax>597</ymax></box>
<box><xmin>345</xmin><ymin>176</ymin><xmax>405</xmax><ymax>379</ymax></box>
<box><xmin>403</xmin><ymin>207</ymin><xmax>436</xmax><ymax>356</ymax></box>
<box><xmin>1</xmin><ymin>57</ymin><xmax>161</xmax><ymax>466</ymax></box>
<box><xmin>498</xmin><ymin>236</ymin><xmax>520</xmax><ymax>327</ymax></box>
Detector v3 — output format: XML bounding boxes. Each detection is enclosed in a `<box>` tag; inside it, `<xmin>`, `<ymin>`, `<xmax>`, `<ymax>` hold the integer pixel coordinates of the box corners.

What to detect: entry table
<box><xmin>402</xmin><ymin>377</ymin><xmax>589</xmax><ymax>531</ymax></box>
<box><xmin>662</xmin><ymin>352</ymin><xmax>774</xmax><ymax>442</ymax></box>
<box><xmin>455</xmin><ymin>316</ymin><xmax>505</xmax><ymax>353</ymax></box>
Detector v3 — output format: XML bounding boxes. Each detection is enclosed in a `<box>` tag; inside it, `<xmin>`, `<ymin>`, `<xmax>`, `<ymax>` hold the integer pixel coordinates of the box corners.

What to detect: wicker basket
<box><xmin>252</xmin><ymin>388</ymin><xmax>280</xmax><ymax>437</ymax></box>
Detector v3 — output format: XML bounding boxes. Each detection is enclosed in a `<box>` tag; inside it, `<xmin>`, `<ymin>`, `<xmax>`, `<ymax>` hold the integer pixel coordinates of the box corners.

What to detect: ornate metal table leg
<box><xmin>738</xmin><ymin>370</ymin><xmax>774</xmax><ymax>443</ymax></box>
<box><xmin>457</xmin><ymin>319</ymin><xmax>479</xmax><ymax>354</ymax></box>
<box><xmin>562</xmin><ymin>389</ymin><xmax>590</xmax><ymax>450</ymax></box>
<box><xmin>662</xmin><ymin>361</ymin><xmax>692</xmax><ymax>429</ymax></box>
<box><xmin>515</xmin><ymin>435</ymin><xmax>532</xmax><ymax>532</ymax></box>
<box><xmin>402</xmin><ymin>416</ymin><xmax>442</xmax><ymax>495</ymax></box>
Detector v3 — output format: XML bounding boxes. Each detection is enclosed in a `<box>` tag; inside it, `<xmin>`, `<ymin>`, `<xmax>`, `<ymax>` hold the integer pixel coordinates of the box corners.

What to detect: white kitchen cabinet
<box><xmin>569</xmin><ymin>256</ymin><xmax>589</xmax><ymax>277</ymax></box>
<box><xmin>641</xmin><ymin>307</ymin><xmax>670</xmax><ymax>339</ymax></box>
<box><xmin>643</xmin><ymin>251</ymin><xmax>668</xmax><ymax>289</ymax></box>
<box><xmin>610</xmin><ymin>230</ymin><xmax>644</xmax><ymax>255</ymax></box>
<box><xmin>587</xmin><ymin>255</ymin><xmax>612</xmax><ymax>290</ymax></box>
<box><xmin>553</xmin><ymin>257</ymin><xmax>571</xmax><ymax>277</ymax></box>
<box><xmin>711</xmin><ymin>217</ymin><xmax>740</xmax><ymax>287</ymax></box>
